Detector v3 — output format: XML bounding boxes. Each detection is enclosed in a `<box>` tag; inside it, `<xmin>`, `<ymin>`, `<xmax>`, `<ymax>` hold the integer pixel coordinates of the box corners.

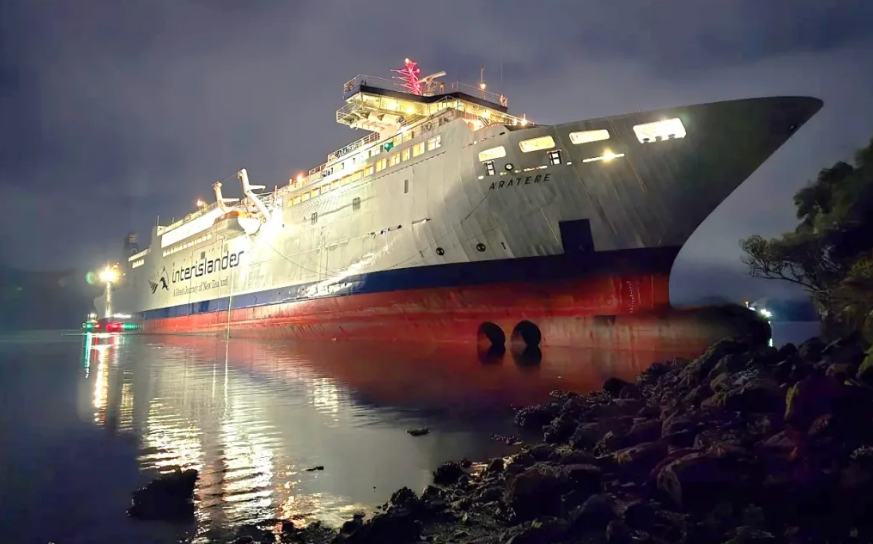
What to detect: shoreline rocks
<box><xmin>320</xmin><ymin>333</ymin><xmax>873</xmax><ymax>544</ymax></box>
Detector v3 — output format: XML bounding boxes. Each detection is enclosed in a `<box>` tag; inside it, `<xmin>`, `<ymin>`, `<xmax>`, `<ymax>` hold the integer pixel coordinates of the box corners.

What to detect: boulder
<box><xmin>504</xmin><ymin>465</ymin><xmax>568</xmax><ymax>521</ymax></box>
<box><xmin>128</xmin><ymin>468</ymin><xmax>198</xmax><ymax>521</ymax></box>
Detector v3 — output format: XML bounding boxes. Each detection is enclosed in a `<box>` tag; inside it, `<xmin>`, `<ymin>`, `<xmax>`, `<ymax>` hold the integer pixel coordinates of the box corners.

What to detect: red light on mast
<box><xmin>392</xmin><ymin>58</ymin><xmax>422</xmax><ymax>95</ymax></box>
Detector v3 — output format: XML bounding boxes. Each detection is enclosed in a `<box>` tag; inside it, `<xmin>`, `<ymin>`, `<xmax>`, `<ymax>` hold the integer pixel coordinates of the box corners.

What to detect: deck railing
<box><xmin>342</xmin><ymin>74</ymin><xmax>506</xmax><ymax>106</ymax></box>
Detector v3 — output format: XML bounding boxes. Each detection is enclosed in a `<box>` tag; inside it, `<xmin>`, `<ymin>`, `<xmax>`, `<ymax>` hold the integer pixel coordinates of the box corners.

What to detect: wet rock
<box><xmin>615</xmin><ymin>441</ymin><xmax>670</xmax><ymax>479</ymax></box>
<box><xmin>622</xmin><ymin>500</ymin><xmax>656</xmax><ymax>531</ymax></box>
<box><xmin>506</xmin><ymin>517</ymin><xmax>569</xmax><ymax>544</ymax></box>
<box><xmin>433</xmin><ymin>461</ymin><xmax>465</xmax><ymax>486</ymax></box>
<box><xmin>407</xmin><ymin>428</ymin><xmax>430</xmax><ymax>437</ymax></box>
<box><xmin>571</xmin><ymin>493</ymin><xmax>615</xmax><ymax>531</ymax></box>
<box><xmin>543</xmin><ymin>413</ymin><xmax>576</xmax><ymax>444</ymax></box>
<box><xmin>305</xmin><ymin>465</ymin><xmax>325</xmax><ymax>472</ymax></box>
<box><xmin>605</xmin><ymin>519</ymin><xmax>633</xmax><ymax>544</ymax></box>
<box><xmin>514</xmin><ymin>404</ymin><xmax>558</xmax><ymax>431</ymax></box>
<box><xmin>562</xmin><ymin>464</ymin><xmax>602</xmax><ymax>496</ymax></box>
<box><xmin>504</xmin><ymin>465</ymin><xmax>568</xmax><ymax>522</ymax></box>
<box><xmin>655</xmin><ymin>452</ymin><xmax>748</xmax><ymax>511</ymax></box>
<box><xmin>603</xmin><ymin>377</ymin><xmax>634</xmax><ymax>398</ymax></box>
<box><xmin>486</xmin><ymin>457</ymin><xmax>505</xmax><ymax>474</ymax></box>
<box><xmin>623</xmin><ymin>419</ymin><xmax>662</xmax><ymax>446</ymax></box>
<box><xmin>128</xmin><ymin>468</ymin><xmax>197</xmax><ymax>521</ymax></box>
<box><xmin>340</xmin><ymin>510</ymin><xmax>421</xmax><ymax>544</ymax></box>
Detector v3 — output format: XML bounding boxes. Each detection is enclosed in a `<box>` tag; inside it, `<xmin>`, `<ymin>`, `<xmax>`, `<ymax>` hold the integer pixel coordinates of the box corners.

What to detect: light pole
<box><xmin>99</xmin><ymin>266</ymin><xmax>119</xmax><ymax>319</ymax></box>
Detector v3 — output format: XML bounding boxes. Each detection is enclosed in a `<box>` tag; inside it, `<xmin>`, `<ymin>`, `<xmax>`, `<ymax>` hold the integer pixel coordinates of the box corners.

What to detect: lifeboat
<box><xmin>213</xmin><ymin>210</ymin><xmax>261</xmax><ymax>235</ymax></box>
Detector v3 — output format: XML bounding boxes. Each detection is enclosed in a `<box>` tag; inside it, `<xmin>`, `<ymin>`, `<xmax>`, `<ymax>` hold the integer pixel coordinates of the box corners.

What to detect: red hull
<box><xmin>141</xmin><ymin>274</ymin><xmax>762</xmax><ymax>352</ymax></box>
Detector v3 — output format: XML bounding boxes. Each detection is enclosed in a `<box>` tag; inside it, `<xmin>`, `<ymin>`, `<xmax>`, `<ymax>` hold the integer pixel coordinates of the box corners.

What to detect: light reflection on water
<box><xmin>2</xmin><ymin>331</ymin><xmax>703</xmax><ymax>544</ymax></box>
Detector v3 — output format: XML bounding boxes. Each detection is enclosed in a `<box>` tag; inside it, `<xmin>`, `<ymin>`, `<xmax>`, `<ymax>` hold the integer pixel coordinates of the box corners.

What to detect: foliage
<box><xmin>741</xmin><ymin>138</ymin><xmax>873</xmax><ymax>337</ymax></box>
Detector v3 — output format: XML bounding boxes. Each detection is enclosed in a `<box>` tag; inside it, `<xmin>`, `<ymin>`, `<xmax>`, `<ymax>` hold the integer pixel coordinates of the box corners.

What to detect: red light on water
<box><xmin>106</xmin><ymin>322</ymin><xmax>122</xmax><ymax>332</ymax></box>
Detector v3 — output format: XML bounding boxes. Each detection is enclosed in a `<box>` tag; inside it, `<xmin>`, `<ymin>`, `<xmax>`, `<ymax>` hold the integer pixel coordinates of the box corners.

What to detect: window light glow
<box><xmin>569</xmin><ymin>129</ymin><xmax>610</xmax><ymax>145</ymax></box>
<box><xmin>478</xmin><ymin>146</ymin><xmax>507</xmax><ymax>162</ymax></box>
<box><xmin>519</xmin><ymin>135</ymin><xmax>555</xmax><ymax>153</ymax></box>
<box><xmin>633</xmin><ymin>118</ymin><xmax>686</xmax><ymax>144</ymax></box>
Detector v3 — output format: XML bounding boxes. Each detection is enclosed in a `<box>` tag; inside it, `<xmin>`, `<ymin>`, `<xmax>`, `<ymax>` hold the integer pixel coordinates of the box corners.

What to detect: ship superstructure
<box><xmin>98</xmin><ymin>60</ymin><xmax>822</xmax><ymax>349</ymax></box>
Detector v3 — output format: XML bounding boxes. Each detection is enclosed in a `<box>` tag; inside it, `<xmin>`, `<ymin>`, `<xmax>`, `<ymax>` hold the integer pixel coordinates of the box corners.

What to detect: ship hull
<box><xmin>102</xmin><ymin>95</ymin><xmax>821</xmax><ymax>350</ymax></box>
<box><xmin>138</xmin><ymin>247</ymin><xmax>764</xmax><ymax>351</ymax></box>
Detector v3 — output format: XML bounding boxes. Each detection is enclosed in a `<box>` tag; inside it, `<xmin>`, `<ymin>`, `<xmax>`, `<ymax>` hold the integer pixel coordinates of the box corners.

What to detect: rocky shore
<box><xmin>138</xmin><ymin>333</ymin><xmax>873</xmax><ymax>543</ymax></box>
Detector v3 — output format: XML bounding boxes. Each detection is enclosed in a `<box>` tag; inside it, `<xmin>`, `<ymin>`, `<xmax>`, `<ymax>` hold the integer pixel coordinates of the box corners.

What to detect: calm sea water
<box><xmin>0</xmin><ymin>324</ymin><xmax>817</xmax><ymax>543</ymax></box>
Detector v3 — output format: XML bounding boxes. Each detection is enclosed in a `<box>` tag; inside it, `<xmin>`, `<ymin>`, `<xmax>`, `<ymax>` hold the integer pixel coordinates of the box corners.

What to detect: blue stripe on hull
<box><xmin>140</xmin><ymin>246</ymin><xmax>681</xmax><ymax>321</ymax></box>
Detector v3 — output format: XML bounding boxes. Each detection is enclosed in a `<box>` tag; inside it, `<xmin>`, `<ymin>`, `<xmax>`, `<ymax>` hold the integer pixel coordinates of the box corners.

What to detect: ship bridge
<box><xmin>335</xmin><ymin>60</ymin><xmax>527</xmax><ymax>140</ymax></box>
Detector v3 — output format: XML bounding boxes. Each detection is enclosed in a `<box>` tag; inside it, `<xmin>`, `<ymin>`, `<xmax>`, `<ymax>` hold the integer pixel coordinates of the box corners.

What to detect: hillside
<box><xmin>0</xmin><ymin>265</ymin><xmax>102</xmax><ymax>331</ymax></box>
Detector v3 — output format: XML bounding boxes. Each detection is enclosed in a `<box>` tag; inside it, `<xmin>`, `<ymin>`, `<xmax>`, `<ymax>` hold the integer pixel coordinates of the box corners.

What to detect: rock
<box><xmin>515</xmin><ymin>404</ymin><xmax>558</xmax><ymax>431</ymax></box>
<box><xmin>128</xmin><ymin>468</ymin><xmax>198</xmax><ymax>521</ymax></box>
<box><xmin>603</xmin><ymin>377</ymin><xmax>634</xmax><ymax>398</ymax></box>
<box><xmin>504</xmin><ymin>465</ymin><xmax>568</xmax><ymax>521</ymax></box>
<box><xmin>605</xmin><ymin>519</ymin><xmax>633</xmax><ymax>544</ymax></box>
<box><xmin>613</xmin><ymin>441</ymin><xmax>668</xmax><ymax>475</ymax></box>
<box><xmin>433</xmin><ymin>461</ymin><xmax>464</xmax><ymax>486</ymax></box>
<box><xmin>571</xmin><ymin>493</ymin><xmax>615</xmax><ymax>531</ymax></box>
<box><xmin>655</xmin><ymin>452</ymin><xmax>747</xmax><ymax>511</ymax></box>
<box><xmin>622</xmin><ymin>500</ymin><xmax>656</xmax><ymax>531</ymax></box>
<box><xmin>562</xmin><ymin>464</ymin><xmax>602</xmax><ymax>496</ymax></box>
<box><xmin>305</xmin><ymin>465</ymin><xmax>324</xmax><ymax>471</ymax></box>
<box><xmin>342</xmin><ymin>510</ymin><xmax>420</xmax><ymax>544</ymax></box>
<box><xmin>543</xmin><ymin>413</ymin><xmax>577</xmax><ymax>444</ymax></box>
<box><xmin>407</xmin><ymin>428</ymin><xmax>430</xmax><ymax>437</ymax></box>
<box><xmin>797</xmin><ymin>336</ymin><xmax>825</xmax><ymax>362</ymax></box>
<box><xmin>623</xmin><ymin>419</ymin><xmax>662</xmax><ymax>446</ymax></box>
<box><xmin>486</xmin><ymin>457</ymin><xmax>505</xmax><ymax>474</ymax></box>
<box><xmin>390</xmin><ymin>487</ymin><xmax>418</xmax><ymax>508</ymax></box>
<box><xmin>506</xmin><ymin>517</ymin><xmax>569</xmax><ymax>544</ymax></box>
<box><xmin>569</xmin><ymin>422</ymin><xmax>604</xmax><ymax>449</ymax></box>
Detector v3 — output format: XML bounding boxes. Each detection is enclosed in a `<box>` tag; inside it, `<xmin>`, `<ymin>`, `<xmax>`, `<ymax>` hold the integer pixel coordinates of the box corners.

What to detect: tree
<box><xmin>741</xmin><ymin>137</ymin><xmax>873</xmax><ymax>336</ymax></box>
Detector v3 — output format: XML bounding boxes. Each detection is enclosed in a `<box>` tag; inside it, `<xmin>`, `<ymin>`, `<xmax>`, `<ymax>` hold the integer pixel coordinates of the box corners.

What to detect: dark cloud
<box><xmin>1</xmin><ymin>0</ymin><xmax>872</xmax><ymax>304</ymax></box>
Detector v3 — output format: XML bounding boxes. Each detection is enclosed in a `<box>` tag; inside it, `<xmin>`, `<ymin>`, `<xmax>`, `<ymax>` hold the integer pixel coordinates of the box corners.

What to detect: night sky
<box><xmin>1</xmin><ymin>1</ymin><xmax>872</xmax><ymax>303</ymax></box>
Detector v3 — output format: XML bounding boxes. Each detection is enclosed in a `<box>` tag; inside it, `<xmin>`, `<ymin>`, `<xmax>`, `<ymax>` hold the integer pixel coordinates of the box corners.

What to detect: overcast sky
<box><xmin>1</xmin><ymin>0</ymin><xmax>872</xmax><ymax>302</ymax></box>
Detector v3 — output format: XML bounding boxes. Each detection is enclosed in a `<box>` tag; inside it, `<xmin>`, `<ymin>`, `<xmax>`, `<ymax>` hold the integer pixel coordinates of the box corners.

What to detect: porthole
<box><xmin>505</xmin><ymin>163</ymin><xmax>514</xmax><ymax>171</ymax></box>
<box><xmin>436</xmin><ymin>247</ymin><xmax>445</xmax><ymax>256</ymax></box>
<box><xmin>476</xmin><ymin>243</ymin><xmax>486</xmax><ymax>252</ymax></box>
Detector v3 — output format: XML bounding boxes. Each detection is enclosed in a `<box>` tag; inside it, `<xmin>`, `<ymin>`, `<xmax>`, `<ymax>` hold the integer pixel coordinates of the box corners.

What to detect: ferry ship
<box><xmin>96</xmin><ymin>60</ymin><xmax>822</xmax><ymax>350</ymax></box>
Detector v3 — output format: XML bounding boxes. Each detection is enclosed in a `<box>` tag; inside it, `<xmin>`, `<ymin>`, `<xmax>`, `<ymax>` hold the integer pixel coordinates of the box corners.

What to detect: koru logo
<box><xmin>148</xmin><ymin>267</ymin><xmax>170</xmax><ymax>294</ymax></box>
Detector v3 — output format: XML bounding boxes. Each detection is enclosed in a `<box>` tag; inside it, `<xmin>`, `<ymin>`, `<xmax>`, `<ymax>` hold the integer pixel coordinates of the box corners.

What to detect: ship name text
<box><xmin>172</xmin><ymin>250</ymin><xmax>245</xmax><ymax>284</ymax></box>
<box><xmin>488</xmin><ymin>173</ymin><xmax>551</xmax><ymax>191</ymax></box>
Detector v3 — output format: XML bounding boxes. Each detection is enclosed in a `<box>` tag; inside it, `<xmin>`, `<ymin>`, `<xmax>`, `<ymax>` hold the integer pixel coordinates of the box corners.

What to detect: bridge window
<box><xmin>389</xmin><ymin>153</ymin><xmax>400</xmax><ymax>167</ymax></box>
<box><xmin>413</xmin><ymin>142</ymin><xmax>425</xmax><ymax>157</ymax></box>
<box><xmin>376</xmin><ymin>158</ymin><xmax>387</xmax><ymax>172</ymax></box>
<box><xmin>402</xmin><ymin>148</ymin><xmax>411</xmax><ymax>161</ymax></box>
<box><xmin>547</xmin><ymin>150</ymin><xmax>562</xmax><ymax>165</ymax></box>
<box><xmin>484</xmin><ymin>161</ymin><xmax>496</xmax><ymax>176</ymax></box>
<box><xmin>569</xmin><ymin>129</ymin><xmax>610</xmax><ymax>145</ymax></box>
<box><xmin>364</xmin><ymin>165</ymin><xmax>375</xmax><ymax>176</ymax></box>
<box><xmin>351</xmin><ymin>170</ymin><xmax>363</xmax><ymax>182</ymax></box>
<box><xmin>519</xmin><ymin>135</ymin><xmax>555</xmax><ymax>153</ymax></box>
<box><xmin>427</xmin><ymin>135</ymin><xmax>441</xmax><ymax>151</ymax></box>
<box><xmin>633</xmin><ymin>118</ymin><xmax>686</xmax><ymax>143</ymax></box>
<box><xmin>478</xmin><ymin>146</ymin><xmax>507</xmax><ymax>162</ymax></box>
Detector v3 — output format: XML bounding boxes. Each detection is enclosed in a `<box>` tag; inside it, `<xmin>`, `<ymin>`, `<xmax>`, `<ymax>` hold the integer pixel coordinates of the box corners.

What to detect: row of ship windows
<box><xmin>131</xmin><ymin>259</ymin><xmax>145</xmax><ymax>269</ymax></box>
<box><xmin>477</xmin><ymin>117</ymin><xmax>687</xmax><ymax>162</ymax></box>
<box><xmin>163</xmin><ymin>232</ymin><xmax>214</xmax><ymax>257</ymax></box>
<box><xmin>286</xmin><ymin>136</ymin><xmax>441</xmax><ymax>207</ymax></box>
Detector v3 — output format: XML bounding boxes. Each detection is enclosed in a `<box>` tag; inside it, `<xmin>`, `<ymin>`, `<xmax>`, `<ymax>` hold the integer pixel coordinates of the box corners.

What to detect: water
<box><xmin>0</xmin><ymin>326</ymin><xmax>815</xmax><ymax>543</ymax></box>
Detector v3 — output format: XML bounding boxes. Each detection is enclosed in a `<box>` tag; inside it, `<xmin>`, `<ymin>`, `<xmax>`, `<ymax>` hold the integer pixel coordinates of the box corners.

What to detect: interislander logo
<box><xmin>171</xmin><ymin>250</ymin><xmax>245</xmax><ymax>283</ymax></box>
<box><xmin>148</xmin><ymin>267</ymin><xmax>170</xmax><ymax>294</ymax></box>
